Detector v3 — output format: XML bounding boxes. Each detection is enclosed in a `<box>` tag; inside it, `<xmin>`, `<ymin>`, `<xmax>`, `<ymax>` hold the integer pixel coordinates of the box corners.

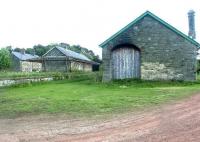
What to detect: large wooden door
<box><xmin>112</xmin><ymin>47</ymin><xmax>140</xmax><ymax>79</ymax></box>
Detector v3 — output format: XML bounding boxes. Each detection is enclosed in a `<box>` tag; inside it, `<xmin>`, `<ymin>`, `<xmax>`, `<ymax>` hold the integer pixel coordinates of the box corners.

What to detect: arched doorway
<box><xmin>111</xmin><ymin>44</ymin><xmax>140</xmax><ymax>79</ymax></box>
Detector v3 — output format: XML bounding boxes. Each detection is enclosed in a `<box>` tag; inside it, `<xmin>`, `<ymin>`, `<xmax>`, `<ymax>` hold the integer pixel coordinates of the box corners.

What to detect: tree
<box><xmin>59</xmin><ymin>43</ymin><xmax>70</xmax><ymax>49</ymax></box>
<box><xmin>13</xmin><ymin>47</ymin><xmax>21</xmax><ymax>52</ymax></box>
<box><xmin>33</xmin><ymin>44</ymin><xmax>47</xmax><ymax>56</ymax></box>
<box><xmin>93</xmin><ymin>55</ymin><xmax>102</xmax><ymax>63</ymax></box>
<box><xmin>10</xmin><ymin>42</ymin><xmax>101</xmax><ymax>62</ymax></box>
<box><xmin>26</xmin><ymin>48</ymin><xmax>35</xmax><ymax>55</ymax></box>
<box><xmin>0</xmin><ymin>48</ymin><xmax>11</xmax><ymax>70</ymax></box>
<box><xmin>197</xmin><ymin>60</ymin><xmax>200</xmax><ymax>74</ymax></box>
<box><xmin>5</xmin><ymin>46</ymin><xmax>13</xmax><ymax>53</ymax></box>
<box><xmin>33</xmin><ymin>44</ymin><xmax>55</xmax><ymax>56</ymax></box>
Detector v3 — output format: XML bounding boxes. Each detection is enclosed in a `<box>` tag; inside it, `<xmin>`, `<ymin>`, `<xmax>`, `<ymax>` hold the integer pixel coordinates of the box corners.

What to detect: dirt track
<box><xmin>1</xmin><ymin>94</ymin><xmax>200</xmax><ymax>142</ymax></box>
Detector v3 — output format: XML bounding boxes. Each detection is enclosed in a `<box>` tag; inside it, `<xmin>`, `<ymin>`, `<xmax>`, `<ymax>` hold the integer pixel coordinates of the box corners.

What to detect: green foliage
<box><xmin>8</xmin><ymin>42</ymin><xmax>101</xmax><ymax>63</ymax></box>
<box><xmin>30</xmin><ymin>42</ymin><xmax>101</xmax><ymax>63</ymax></box>
<box><xmin>0</xmin><ymin>71</ymin><xmax>56</xmax><ymax>79</ymax></box>
<box><xmin>1</xmin><ymin>79</ymin><xmax>200</xmax><ymax>118</ymax></box>
<box><xmin>0</xmin><ymin>71</ymin><xmax>103</xmax><ymax>83</ymax></box>
<box><xmin>5</xmin><ymin>46</ymin><xmax>12</xmax><ymax>53</ymax></box>
<box><xmin>13</xmin><ymin>47</ymin><xmax>21</xmax><ymax>52</ymax></box>
<box><xmin>50</xmin><ymin>71</ymin><xmax>102</xmax><ymax>82</ymax></box>
<box><xmin>25</xmin><ymin>48</ymin><xmax>35</xmax><ymax>55</ymax></box>
<box><xmin>33</xmin><ymin>44</ymin><xmax>54</xmax><ymax>56</ymax></box>
<box><xmin>111</xmin><ymin>78</ymin><xmax>200</xmax><ymax>88</ymax></box>
<box><xmin>0</xmin><ymin>48</ymin><xmax>11</xmax><ymax>70</ymax></box>
<box><xmin>197</xmin><ymin>60</ymin><xmax>200</xmax><ymax>74</ymax></box>
<box><xmin>64</xmin><ymin>72</ymin><xmax>102</xmax><ymax>82</ymax></box>
<box><xmin>197</xmin><ymin>74</ymin><xmax>200</xmax><ymax>81</ymax></box>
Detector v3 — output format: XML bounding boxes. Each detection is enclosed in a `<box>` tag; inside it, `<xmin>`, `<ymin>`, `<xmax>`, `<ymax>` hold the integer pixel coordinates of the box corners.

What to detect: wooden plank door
<box><xmin>112</xmin><ymin>47</ymin><xmax>140</xmax><ymax>79</ymax></box>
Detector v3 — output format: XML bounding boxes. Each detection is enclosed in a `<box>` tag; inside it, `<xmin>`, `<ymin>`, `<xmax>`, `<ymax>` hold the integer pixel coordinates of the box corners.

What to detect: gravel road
<box><xmin>1</xmin><ymin>94</ymin><xmax>200</xmax><ymax>142</ymax></box>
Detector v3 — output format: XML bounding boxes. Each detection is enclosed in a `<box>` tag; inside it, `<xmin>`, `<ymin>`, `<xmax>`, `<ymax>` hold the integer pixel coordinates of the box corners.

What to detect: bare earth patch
<box><xmin>1</xmin><ymin>94</ymin><xmax>200</xmax><ymax>142</ymax></box>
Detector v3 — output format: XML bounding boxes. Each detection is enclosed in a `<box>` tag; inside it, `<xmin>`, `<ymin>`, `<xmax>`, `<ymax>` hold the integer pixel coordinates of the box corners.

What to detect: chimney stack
<box><xmin>188</xmin><ymin>10</ymin><xmax>196</xmax><ymax>39</ymax></box>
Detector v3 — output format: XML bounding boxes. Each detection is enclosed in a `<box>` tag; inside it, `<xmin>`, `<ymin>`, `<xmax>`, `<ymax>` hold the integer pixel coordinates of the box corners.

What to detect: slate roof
<box><xmin>12</xmin><ymin>51</ymin><xmax>39</xmax><ymax>61</ymax></box>
<box><xmin>100</xmin><ymin>11</ymin><xmax>200</xmax><ymax>48</ymax></box>
<box><xmin>44</xmin><ymin>46</ymin><xmax>91</xmax><ymax>62</ymax></box>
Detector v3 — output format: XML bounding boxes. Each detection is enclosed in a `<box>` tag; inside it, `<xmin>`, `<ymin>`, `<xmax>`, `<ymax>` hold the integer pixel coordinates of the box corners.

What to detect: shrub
<box><xmin>197</xmin><ymin>60</ymin><xmax>200</xmax><ymax>74</ymax></box>
<box><xmin>0</xmin><ymin>48</ymin><xmax>11</xmax><ymax>70</ymax></box>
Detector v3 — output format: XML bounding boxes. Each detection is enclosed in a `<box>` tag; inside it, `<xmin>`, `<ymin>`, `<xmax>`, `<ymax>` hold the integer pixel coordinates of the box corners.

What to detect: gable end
<box><xmin>100</xmin><ymin>11</ymin><xmax>200</xmax><ymax>48</ymax></box>
<box><xmin>43</xmin><ymin>47</ymin><xmax>66</xmax><ymax>57</ymax></box>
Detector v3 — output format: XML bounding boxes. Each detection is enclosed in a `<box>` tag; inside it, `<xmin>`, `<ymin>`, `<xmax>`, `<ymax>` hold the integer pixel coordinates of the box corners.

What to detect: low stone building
<box><xmin>11</xmin><ymin>51</ymin><xmax>42</xmax><ymax>72</ymax></box>
<box><xmin>38</xmin><ymin>46</ymin><xmax>98</xmax><ymax>72</ymax></box>
<box><xmin>100</xmin><ymin>11</ymin><xmax>200</xmax><ymax>81</ymax></box>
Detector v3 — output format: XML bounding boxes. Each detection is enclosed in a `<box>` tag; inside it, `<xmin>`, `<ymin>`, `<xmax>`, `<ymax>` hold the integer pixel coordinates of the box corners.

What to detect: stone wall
<box><xmin>43</xmin><ymin>60</ymin><xmax>67</xmax><ymax>72</ymax></box>
<box><xmin>84</xmin><ymin>63</ymin><xmax>92</xmax><ymax>72</ymax></box>
<box><xmin>43</xmin><ymin>60</ymin><xmax>92</xmax><ymax>72</ymax></box>
<box><xmin>11</xmin><ymin>54</ymin><xmax>42</xmax><ymax>72</ymax></box>
<box><xmin>43</xmin><ymin>47</ymin><xmax>92</xmax><ymax>72</ymax></box>
<box><xmin>11</xmin><ymin>55</ymin><xmax>21</xmax><ymax>71</ymax></box>
<box><xmin>71</xmin><ymin>61</ymin><xmax>92</xmax><ymax>72</ymax></box>
<box><xmin>32</xmin><ymin>62</ymin><xmax>42</xmax><ymax>72</ymax></box>
<box><xmin>0</xmin><ymin>77</ymin><xmax>53</xmax><ymax>87</ymax></box>
<box><xmin>21</xmin><ymin>61</ymin><xmax>32</xmax><ymax>72</ymax></box>
<box><xmin>21</xmin><ymin>61</ymin><xmax>42</xmax><ymax>72</ymax></box>
<box><xmin>102</xmin><ymin>15</ymin><xmax>197</xmax><ymax>81</ymax></box>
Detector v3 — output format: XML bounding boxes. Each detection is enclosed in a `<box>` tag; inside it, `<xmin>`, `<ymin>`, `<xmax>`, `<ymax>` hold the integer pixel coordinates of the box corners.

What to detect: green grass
<box><xmin>0</xmin><ymin>71</ymin><xmax>57</xmax><ymax>79</ymax></box>
<box><xmin>0</xmin><ymin>71</ymin><xmax>102</xmax><ymax>81</ymax></box>
<box><xmin>1</xmin><ymin>79</ymin><xmax>200</xmax><ymax>118</ymax></box>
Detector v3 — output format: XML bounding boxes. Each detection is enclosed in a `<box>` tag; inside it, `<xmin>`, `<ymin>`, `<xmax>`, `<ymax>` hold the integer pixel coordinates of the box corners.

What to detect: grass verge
<box><xmin>0</xmin><ymin>79</ymin><xmax>200</xmax><ymax>118</ymax></box>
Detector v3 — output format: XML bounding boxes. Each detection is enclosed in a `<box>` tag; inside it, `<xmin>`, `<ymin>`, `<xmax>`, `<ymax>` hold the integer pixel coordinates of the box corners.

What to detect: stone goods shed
<box><xmin>11</xmin><ymin>51</ymin><xmax>42</xmax><ymax>72</ymax></box>
<box><xmin>100</xmin><ymin>11</ymin><xmax>200</xmax><ymax>81</ymax></box>
<box><xmin>39</xmin><ymin>46</ymin><xmax>97</xmax><ymax>72</ymax></box>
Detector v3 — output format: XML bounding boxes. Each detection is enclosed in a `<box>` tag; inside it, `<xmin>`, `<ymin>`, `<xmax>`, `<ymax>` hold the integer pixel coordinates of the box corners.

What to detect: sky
<box><xmin>0</xmin><ymin>0</ymin><xmax>200</xmax><ymax>57</ymax></box>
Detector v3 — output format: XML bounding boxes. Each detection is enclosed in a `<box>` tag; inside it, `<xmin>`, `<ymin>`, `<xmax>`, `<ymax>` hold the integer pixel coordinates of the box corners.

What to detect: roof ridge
<box><xmin>12</xmin><ymin>51</ymin><xmax>37</xmax><ymax>57</ymax></box>
<box><xmin>99</xmin><ymin>11</ymin><xmax>200</xmax><ymax>48</ymax></box>
<box><xmin>56</xmin><ymin>46</ymin><xmax>91</xmax><ymax>61</ymax></box>
<box><xmin>12</xmin><ymin>51</ymin><xmax>38</xmax><ymax>60</ymax></box>
<box><xmin>56</xmin><ymin>46</ymin><xmax>82</xmax><ymax>56</ymax></box>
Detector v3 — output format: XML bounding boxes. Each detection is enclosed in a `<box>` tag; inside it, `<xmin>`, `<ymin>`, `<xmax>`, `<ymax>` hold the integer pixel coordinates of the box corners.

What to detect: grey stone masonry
<box><xmin>42</xmin><ymin>47</ymin><xmax>93</xmax><ymax>72</ymax></box>
<box><xmin>101</xmin><ymin>14</ymin><xmax>198</xmax><ymax>82</ymax></box>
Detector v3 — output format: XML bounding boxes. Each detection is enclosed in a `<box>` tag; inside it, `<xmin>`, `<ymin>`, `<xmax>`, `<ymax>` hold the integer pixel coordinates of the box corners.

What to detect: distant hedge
<box><xmin>0</xmin><ymin>71</ymin><xmax>102</xmax><ymax>82</ymax></box>
<box><xmin>0</xmin><ymin>48</ymin><xmax>11</xmax><ymax>70</ymax></box>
